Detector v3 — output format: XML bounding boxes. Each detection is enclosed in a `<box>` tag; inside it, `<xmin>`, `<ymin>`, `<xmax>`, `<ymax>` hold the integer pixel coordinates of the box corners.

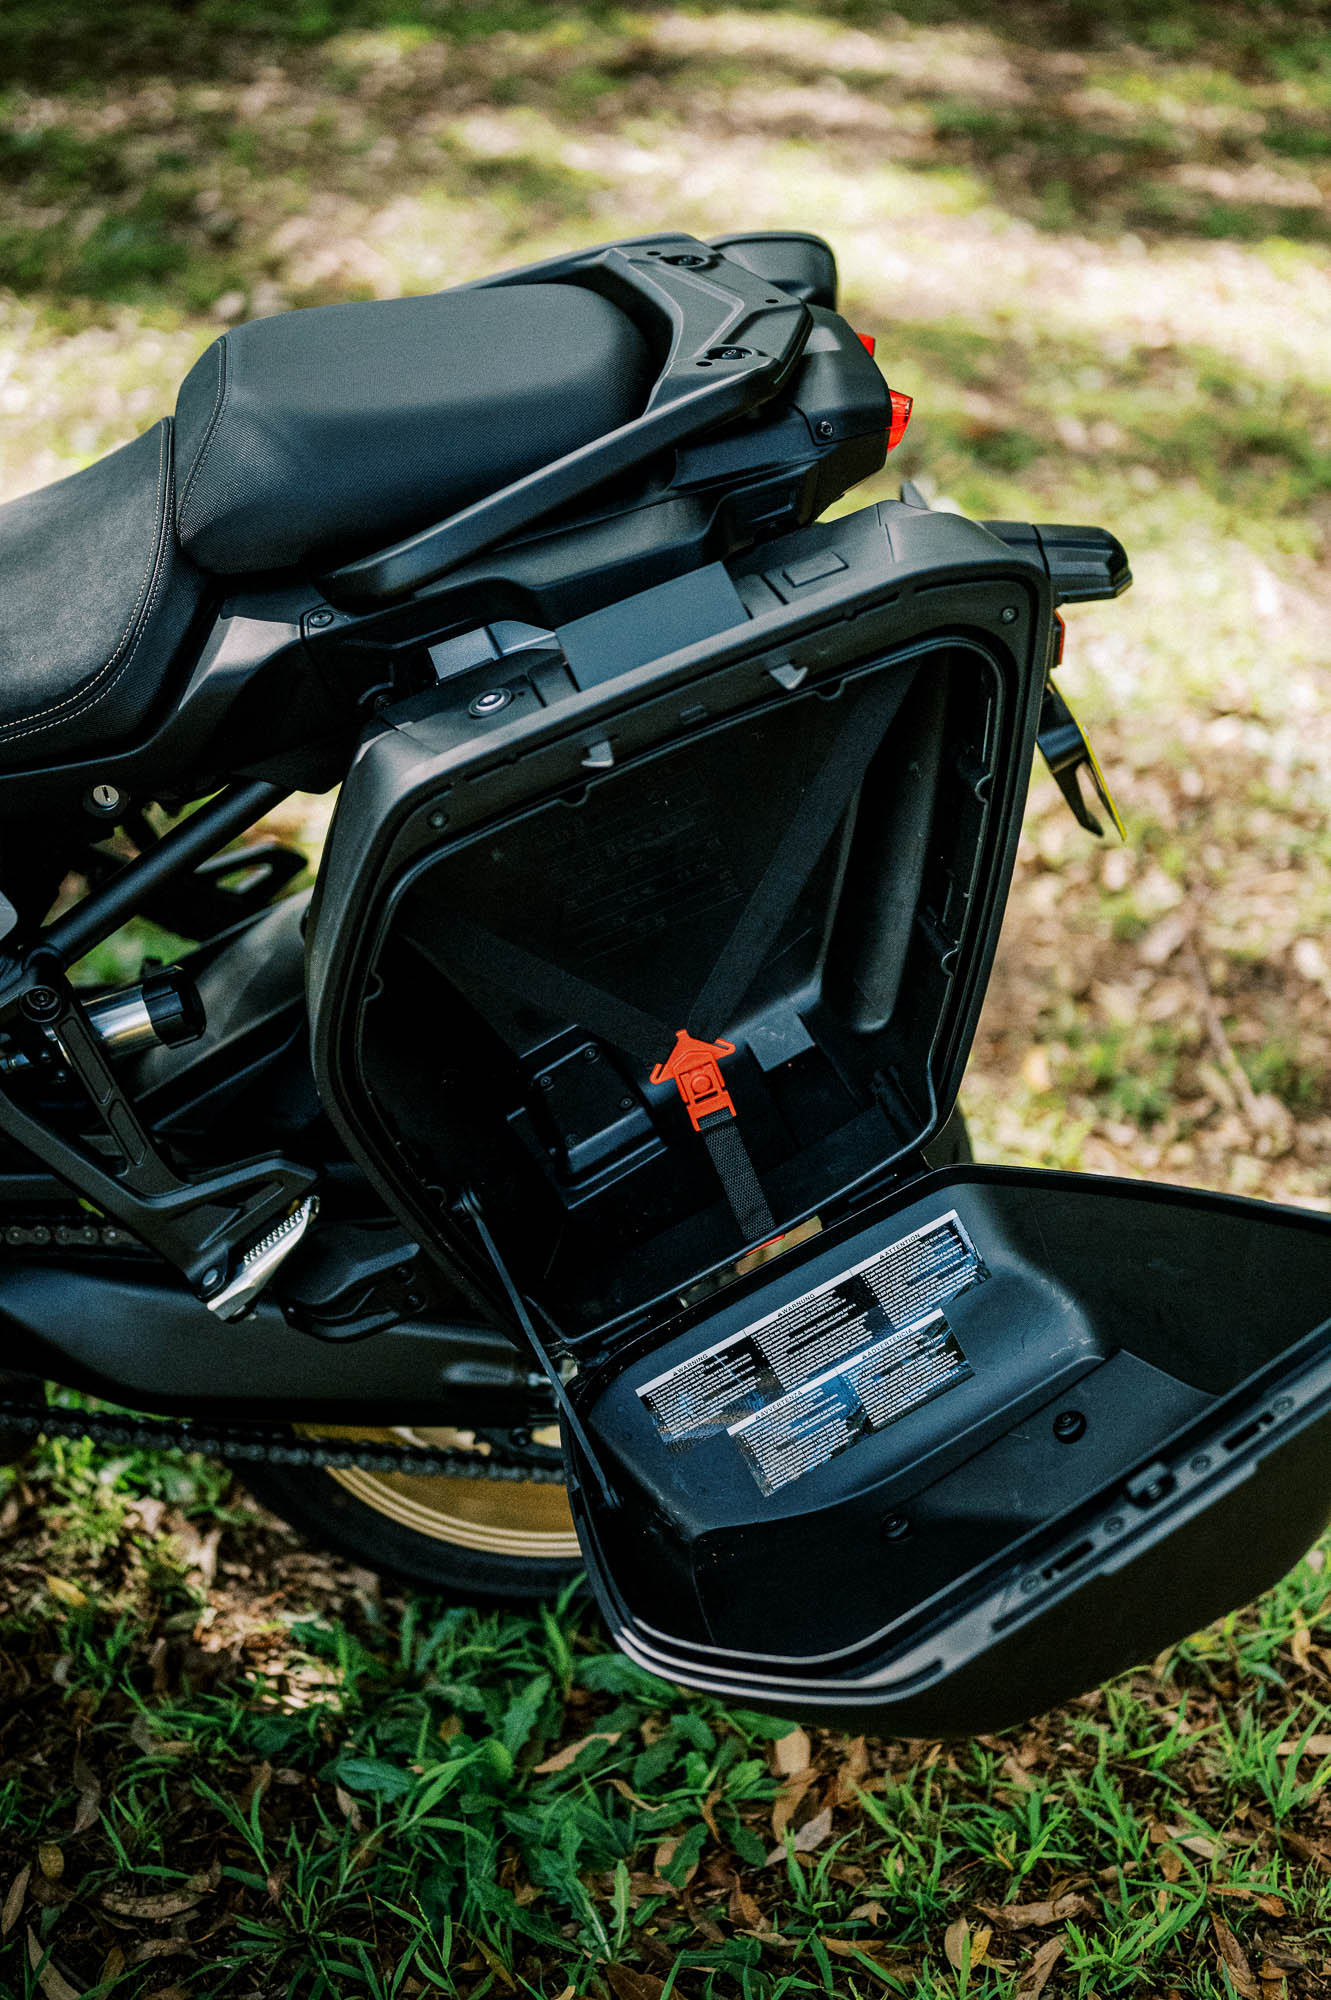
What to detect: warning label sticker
<box><xmin>638</xmin><ymin>1209</ymin><xmax>987</xmax><ymax>1494</ymax></box>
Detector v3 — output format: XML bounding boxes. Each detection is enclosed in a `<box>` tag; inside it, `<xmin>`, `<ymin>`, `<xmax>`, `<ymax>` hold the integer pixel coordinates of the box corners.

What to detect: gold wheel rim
<box><xmin>294</xmin><ymin>1424</ymin><xmax>580</xmax><ymax>1561</ymax></box>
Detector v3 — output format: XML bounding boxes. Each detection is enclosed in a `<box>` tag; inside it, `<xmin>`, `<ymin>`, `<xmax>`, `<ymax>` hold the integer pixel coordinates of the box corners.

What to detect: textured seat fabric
<box><xmin>173</xmin><ymin>284</ymin><xmax>654</xmax><ymax>575</ymax></box>
<box><xmin>0</xmin><ymin>421</ymin><xmax>205</xmax><ymax>769</ymax></box>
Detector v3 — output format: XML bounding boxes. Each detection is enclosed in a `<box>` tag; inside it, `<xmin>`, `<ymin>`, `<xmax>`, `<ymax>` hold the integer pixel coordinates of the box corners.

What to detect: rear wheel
<box><xmin>239</xmin><ymin>1424</ymin><xmax>583</xmax><ymax>1603</ymax></box>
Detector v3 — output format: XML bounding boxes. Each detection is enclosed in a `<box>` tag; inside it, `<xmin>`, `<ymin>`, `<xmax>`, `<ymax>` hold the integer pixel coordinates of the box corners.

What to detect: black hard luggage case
<box><xmin>306</xmin><ymin>287</ymin><xmax>1331</xmax><ymax>1733</ymax></box>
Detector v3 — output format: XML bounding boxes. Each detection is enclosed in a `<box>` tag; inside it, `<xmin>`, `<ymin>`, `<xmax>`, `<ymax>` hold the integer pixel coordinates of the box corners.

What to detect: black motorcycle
<box><xmin>3</xmin><ymin>230</ymin><xmax>1330</xmax><ymax>1737</ymax></box>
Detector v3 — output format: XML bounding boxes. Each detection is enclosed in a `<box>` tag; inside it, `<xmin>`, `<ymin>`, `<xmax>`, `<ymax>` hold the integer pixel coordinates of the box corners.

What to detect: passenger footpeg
<box><xmin>206</xmin><ymin>1195</ymin><xmax>319</xmax><ymax>1321</ymax></box>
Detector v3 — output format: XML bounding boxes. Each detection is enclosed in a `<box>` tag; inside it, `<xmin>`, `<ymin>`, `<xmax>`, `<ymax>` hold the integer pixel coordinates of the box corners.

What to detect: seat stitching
<box><xmin>0</xmin><ymin>423</ymin><xmax>175</xmax><ymax>744</ymax></box>
<box><xmin>176</xmin><ymin>338</ymin><xmax>229</xmax><ymax>541</ymax></box>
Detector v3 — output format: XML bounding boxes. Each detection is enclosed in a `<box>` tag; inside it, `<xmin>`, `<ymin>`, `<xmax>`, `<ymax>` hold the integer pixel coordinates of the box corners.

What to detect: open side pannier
<box><xmin>307</xmin><ymin>490</ymin><xmax>1331</xmax><ymax>1732</ymax></box>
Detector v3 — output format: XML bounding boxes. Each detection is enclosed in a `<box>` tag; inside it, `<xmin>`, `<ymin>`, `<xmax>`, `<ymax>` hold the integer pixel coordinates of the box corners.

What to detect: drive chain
<box><xmin>0</xmin><ymin>1399</ymin><xmax>568</xmax><ymax>1483</ymax></box>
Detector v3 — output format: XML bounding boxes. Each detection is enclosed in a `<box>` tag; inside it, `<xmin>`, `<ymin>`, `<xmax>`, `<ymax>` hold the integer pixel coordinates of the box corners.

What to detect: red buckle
<box><xmin>650</xmin><ymin>1029</ymin><xmax>737</xmax><ymax>1131</ymax></box>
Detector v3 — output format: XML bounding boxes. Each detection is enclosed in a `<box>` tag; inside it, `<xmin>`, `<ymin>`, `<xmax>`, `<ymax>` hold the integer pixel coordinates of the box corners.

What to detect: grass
<box><xmin>5</xmin><ymin>1424</ymin><xmax>1331</xmax><ymax>1997</ymax></box>
<box><xmin>4</xmin><ymin>0</ymin><xmax>1331</xmax><ymax>1993</ymax></box>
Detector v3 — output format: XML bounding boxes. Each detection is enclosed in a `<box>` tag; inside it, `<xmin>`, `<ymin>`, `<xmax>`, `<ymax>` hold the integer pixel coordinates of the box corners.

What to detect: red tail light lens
<box><xmin>886</xmin><ymin>389</ymin><xmax>913</xmax><ymax>451</ymax></box>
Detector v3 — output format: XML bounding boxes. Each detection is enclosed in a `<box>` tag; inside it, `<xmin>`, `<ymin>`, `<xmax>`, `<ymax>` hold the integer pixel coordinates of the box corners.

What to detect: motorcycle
<box><xmin>3</xmin><ymin>229</ymin><xmax>1329</xmax><ymax>1737</ymax></box>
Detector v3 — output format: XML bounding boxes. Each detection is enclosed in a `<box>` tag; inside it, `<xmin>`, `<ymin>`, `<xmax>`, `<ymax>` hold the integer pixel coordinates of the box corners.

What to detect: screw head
<box><xmin>1000</xmin><ymin>605</ymin><xmax>1019</xmax><ymax>624</ymax></box>
<box><xmin>469</xmin><ymin>687</ymin><xmax>513</xmax><ymax>717</ymax></box>
<box><xmin>619</xmin><ymin>1094</ymin><xmax>635</xmax><ymax>1110</ymax></box>
<box><xmin>21</xmin><ymin>985</ymin><xmax>61</xmax><ymax>1022</ymax></box>
<box><xmin>538</xmin><ymin>1073</ymin><xmax>554</xmax><ymax>1090</ymax></box>
<box><xmin>1052</xmin><ymin>1409</ymin><xmax>1086</xmax><ymax>1442</ymax></box>
<box><xmin>708</xmin><ymin>345</ymin><xmax>752</xmax><ymax>361</ymax></box>
<box><xmin>816</xmin><ymin>418</ymin><xmax>836</xmax><ymax>439</ymax></box>
<box><xmin>200</xmin><ymin>1267</ymin><xmax>221</xmax><ymax>1290</ymax></box>
<box><xmin>427</xmin><ymin>808</ymin><xmax>448</xmax><ymax>830</ymax></box>
<box><xmin>306</xmin><ymin>608</ymin><xmax>335</xmax><ymax>630</ymax></box>
<box><xmin>664</xmin><ymin>252</ymin><xmax>707</xmax><ymax>267</ymax></box>
<box><xmin>880</xmin><ymin>1512</ymin><xmax>912</xmax><ymax>1542</ymax></box>
<box><xmin>582</xmin><ymin>1045</ymin><xmax>599</xmax><ymax>1062</ymax></box>
<box><xmin>1189</xmin><ymin>1452</ymin><xmax>1212</xmax><ymax>1474</ymax></box>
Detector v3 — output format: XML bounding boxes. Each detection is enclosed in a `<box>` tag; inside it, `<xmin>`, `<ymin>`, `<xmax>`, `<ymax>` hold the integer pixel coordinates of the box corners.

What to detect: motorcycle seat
<box><xmin>0</xmin><ymin>283</ymin><xmax>652</xmax><ymax>771</ymax></box>
<box><xmin>0</xmin><ymin>421</ymin><xmax>206</xmax><ymax>769</ymax></box>
<box><xmin>172</xmin><ymin>284</ymin><xmax>653</xmax><ymax>575</ymax></box>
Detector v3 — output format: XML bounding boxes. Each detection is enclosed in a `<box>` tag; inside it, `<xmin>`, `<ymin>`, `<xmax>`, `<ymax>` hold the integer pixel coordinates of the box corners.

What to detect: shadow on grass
<box><xmin>1</xmin><ymin>0</ymin><xmax>1329</xmax><ymax>318</ymax></box>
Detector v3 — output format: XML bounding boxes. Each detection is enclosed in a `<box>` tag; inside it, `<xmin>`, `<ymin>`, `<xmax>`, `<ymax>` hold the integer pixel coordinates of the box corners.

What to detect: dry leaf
<box><xmin>608</xmin><ymin>1777</ymin><xmax>655</xmax><ymax>1810</ymax></box>
<box><xmin>100</xmin><ymin>1885</ymin><xmax>204</xmax><ymax>1920</ymax></box>
<box><xmin>2</xmin><ymin>1865</ymin><xmax>30</xmax><ymax>1937</ymax></box>
<box><xmin>944</xmin><ymin>1917</ymin><xmax>970</xmax><ymax>1971</ymax></box>
<box><xmin>334</xmin><ymin>1785</ymin><xmax>363</xmax><ymax>1832</ymax></box>
<box><xmin>37</xmin><ymin>1845</ymin><xmax>63</xmax><ymax>1882</ymax></box>
<box><xmin>1275</xmin><ymin>1734</ymin><xmax>1331</xmax><ymax>1759</ymax></box>
<box><xmin>849</xmin><ymin>1899</ymin><xmax>887</xmax><ymax>1924</ymax></box>
<box><xmin>128</xmin><ymin>1939</ymin><xmax>195</xmax><ymax>1966</ymax></box>
<box><xmin>765</xmin><ymin>1805</ymin><xmax>834</xmax><ymax>1866</ymax></box>
<box><xmin>606</xmin><ymin>1968</ymin><xmax>667</xmax><ymax>2000</ymax></box>
<box><xmin>26</xmin><ymin>1927</ymin><xmax>82</xmax><ymax>2000</ymax></box>
<box><xmin>770</xmin><ymin>1772</ymin><xmax>814</xmax><ymax>1843</ymax></box>
<box><xmin>1212</xmin><ymin>1914</ymin><xmax>1261</xmax><ymax>2000</ymax></box>
<box><xmin>979</xmin><ymin>1892</ymin><xmax>1093</xmax><ymax>1930</ymax></box>
<box><xmin>1158</xmin><ymin>1847</ymin><xmax>1183</xmax><ymax>1884</ymax></box>
<box><xmin>472</xmin><ymin>1940</ymin><xmax>515</xmax><ymax>1990</ymax></box>
<box><xmin>1016</xmin><ymin>1935</ymin><xmax>1065</xmax><ymax>1999</ymax></box>
<box><xmin>1178</xmin><ymin>1833</ymin><xmax>1222</xmax><ymax>1860</ymax></box>
<box><xmin>831</xmin><ymin>1736</ymin><xmax>870</xmax><ymax>1806</ymax></box>
<box><xmin>729</xmin><ymin>1884</ymin><xmax>763</xmax><ymax>1929</ymax></box>
<box><xmin>70</xmin><ymin>1755</ymin><xmax>100</xmax><ymax>1837</ymax></box>
<box><xmin>772</xmin><ymin>1727</ymin><xmax>812</xmax><ymax>1778</ymax></box>
<box><xmin>533</xmin><ymin>1730</ymin><xmax>622</xmax><ymax>1775</ymax></box>
<box><xmin>44</xmin><ymin>1576</ymin><xmax>87</xmax><ymax>1609</ymax></box>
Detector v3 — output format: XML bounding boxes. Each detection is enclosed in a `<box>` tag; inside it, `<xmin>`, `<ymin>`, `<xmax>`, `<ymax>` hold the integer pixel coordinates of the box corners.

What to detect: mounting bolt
<box><xmin>619</xmin><ymin>1095</ymin><xmax>635</xmax><ymax>1110</ymax></box>
<box><xmin>469</xmin><ymin>688</ymin><xmax>513</xmax><ymax>717</ymax></box>
<box><xmin>84</xmin><ymin>782</ymin><xmax>124</xmax><ymax>818</ymax></box>
<box><xmin>880</xmin><ymin>1512</ymin><xmax>912</xmax><ymax>1542</ymax></box>
<box><xmin>200</xmin><ymin>1267</ymin><xmax>221</xmax><ymax>1291</ymax></box>
<box><xmin>306</xmin><ymin>608</ymin><xmax>335</xmax><ymax>630</ymax></box>
<box><xmin>427</xmin><ymin>809</ymin><xmax>448</xmax><ymax>830</ymax></box>
<box><xmin>538</xmin><ymin>1073</ymin><xmax>554</xmax><ymax>1089</ymax></box>
<box><xmin>1000</xmin><ymin>605</ymin><xmax>1019</xmax><ymax>624</ymax></box>
<box><xmin>21</xmin><ymin>985</ymin><xmax>61</xmax><ymax>1022</ymax></box>
<box><xmin>582</xmin><ymin>1045</ymin><xmax>599</xmax><ymax>1062</ymax></box>
<box><xmin>708</xmin><ymin>345</ymin><xmax>752</xmax><ymax>361</ymax></box>
<box><xmin>1189</xmin><ymin>1452</ymin><xmax>1212</xmax><ymax>1474</ymax></box>
<box><xmin>664</xmin><ymin>252</ymin><xmax>707</xmax><ymax>267</ymax></box>
<box><xmin>1053</xmin><ymin>1409</ymin><xmax>1086</xmax><ymax>1442</ymax></box>
<box><xmin>816</xmin><ymin>419</ymin><xmax>836</xmax><ymax>439</ymax></box>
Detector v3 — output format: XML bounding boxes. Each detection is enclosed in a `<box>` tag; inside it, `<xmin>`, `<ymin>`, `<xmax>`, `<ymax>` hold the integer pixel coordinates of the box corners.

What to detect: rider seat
<box><xmin>0</xmin><ymin>285</ymin><xmax>653</xmax><ymax>768</ymax></box>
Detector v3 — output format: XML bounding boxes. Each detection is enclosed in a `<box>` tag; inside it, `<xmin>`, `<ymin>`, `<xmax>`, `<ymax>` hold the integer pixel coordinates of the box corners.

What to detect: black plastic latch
<box><xmin>1126</xmin><ymin>1459</ymin><xmax>1176</xmax><ymax>1508</ymax></box>
<box><xmin>1037</xmin><ymin>680</ymin><xmax>1125</xmax><ymax>840</ymax></box>
<box><xmin>984</xmin><ymin>520</ymin><xmax>1131</xmax><ymax>605</ymax></box>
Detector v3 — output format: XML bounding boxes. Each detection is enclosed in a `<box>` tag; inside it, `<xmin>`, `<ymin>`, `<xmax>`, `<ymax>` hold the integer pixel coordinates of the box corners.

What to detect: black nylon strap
<box><xmin>700</xmin><ymin>1110</ymin><xmax>775</xmax><ymax>1242</ymax></box>
<box><xmin>409</xmin><ymin>909</ymin><xmax>669</xmax><ymax>1067</ymax></box>
<box><xmin>410</xmin><ymin>669</ymin><xmax>917</xmax><ymax>1247</ymax></box>
<box><xmin>693</xmin><ymin>669</ymin><xmax>918</xmax><ymax>1038</ymax></box>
